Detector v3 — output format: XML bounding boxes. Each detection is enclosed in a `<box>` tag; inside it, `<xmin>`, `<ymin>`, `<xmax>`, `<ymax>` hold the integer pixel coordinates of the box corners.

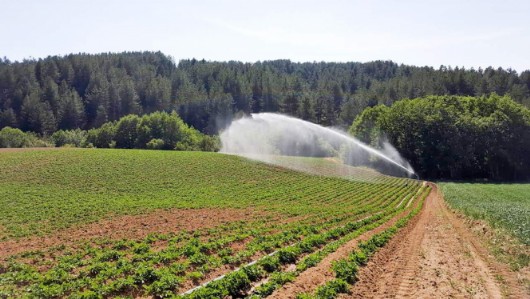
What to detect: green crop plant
<box><xmin>0</xmin><ymin>149</ymin><xmax>425</xmax><ymax>298</ymax></box>
<box><xmin>440</xmin><ymin>183</ymin><xmax>530</xmax><ymax>245</ymax></box>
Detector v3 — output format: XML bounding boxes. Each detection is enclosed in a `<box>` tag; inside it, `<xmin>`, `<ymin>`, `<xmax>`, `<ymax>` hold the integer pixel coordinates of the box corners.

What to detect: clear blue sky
<box><xmin>1</xmin><ymin>0</ymin><xmax>529</xmax><ymax>72</ymax></box>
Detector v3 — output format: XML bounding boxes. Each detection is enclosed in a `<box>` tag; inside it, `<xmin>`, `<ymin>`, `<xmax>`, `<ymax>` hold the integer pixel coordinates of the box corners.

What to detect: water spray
<box><xmin>220</xmin><ymin>113</ymin><xmax>416</xmax><ymax>178</ymax></box>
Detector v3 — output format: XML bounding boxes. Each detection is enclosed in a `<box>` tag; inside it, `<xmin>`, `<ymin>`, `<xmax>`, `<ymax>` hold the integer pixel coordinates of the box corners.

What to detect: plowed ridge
<box><xmin>343</xmin><ymin>184</ymin><xmax>527</xmax><ymax>299</ymax></box>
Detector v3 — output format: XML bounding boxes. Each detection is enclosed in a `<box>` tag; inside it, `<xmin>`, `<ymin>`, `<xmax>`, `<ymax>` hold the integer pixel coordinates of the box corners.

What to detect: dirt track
<box><xmin>343</xmin><ymin>184</ymin><xmax>527</xmax><ymax>299</ymax></box>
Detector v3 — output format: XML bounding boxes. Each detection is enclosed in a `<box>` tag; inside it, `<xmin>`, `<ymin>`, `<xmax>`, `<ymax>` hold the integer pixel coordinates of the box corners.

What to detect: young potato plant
<box><xmin>0</xmin><ymin>150</ymin><xmax>424</xmax><ymax>298</ymax></box>
<box><xmin>296</xmin><ymin>187</ymin><xmax>430</xmax><ymax>299</ymax></box>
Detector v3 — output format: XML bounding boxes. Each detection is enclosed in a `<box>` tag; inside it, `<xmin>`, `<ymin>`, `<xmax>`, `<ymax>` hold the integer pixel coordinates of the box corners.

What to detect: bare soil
<box><xmin>0</xmin><ymin>208</ymin><xmax>263</xmax><ymax>259</ymax></box>
<box><xmin>342</xmin><ymin>184</ymin><xmax>527</xmax><ymax>299</ymax></box>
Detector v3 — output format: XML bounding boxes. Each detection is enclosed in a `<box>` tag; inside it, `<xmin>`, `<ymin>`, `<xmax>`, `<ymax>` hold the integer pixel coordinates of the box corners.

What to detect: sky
<box><xmin>1</xmin><ymin>0</ymin><xmax>529</xmax><ymax>72</ymax></box>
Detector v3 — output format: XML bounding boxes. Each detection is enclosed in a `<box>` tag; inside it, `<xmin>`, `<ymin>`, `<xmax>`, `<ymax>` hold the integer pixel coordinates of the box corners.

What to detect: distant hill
<box><xmin>1</xmin><ymin>51</ymin><xmax>529</xmax><ymax>135</ymax></box>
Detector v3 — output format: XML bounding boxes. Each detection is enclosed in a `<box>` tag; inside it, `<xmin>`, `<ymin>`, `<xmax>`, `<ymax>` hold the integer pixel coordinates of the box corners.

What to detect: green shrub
<box><xmin>254</xmin><ymin>281</ymin><xmax>277</xmax><ymax>297</ymax></box>
<box><xmin>297</xmin><ymin>254</ymin><xmax>320</xmax><ymax>271</ymax></box>
<box><xmin>70</xmin><ymin>290</ymin><xmax>102</xmax><ymax>299</ymax></box>
<box><xmin>146</xmin><ymin>269</ymin><xmax>182</xmax><ymax>298</ymax></box>
<box><xmin>186</xmin><ymin>284</ymin><xmax>227</xmax><ymax>299</ymax></box>
<box><xmin>51</xmin><ymin>129</ymin><xmax>87</xmax><ymax>147</ymax></box>
<box><xmin>83</xmin><ymin>111</ymin><xmax>217</xmax><ymax>152</ymax></box>
<box><xmin>86</xmin><ymin>122</ymin><xmax>116</xmax><ymax>148</ymax></box>
<box><xmin>146</xmin><ymin>138</ymin><xmax>165</xmax><ymax>150</ymax></box>
<box><xmin>133</xmin><ymin>264</ymin><xmax>158</xmax><ymax>284</ymax></box>
<box><xmin>0</xmin><ymin>126</ymin><xmax>50</xmax><ymax>148</ymax></box>
<box><xmin>269</xmin><ymin>271</ymin><xmax>296</xmax><ymax>284</ymax></box>
<box><xmin>199</xmin><ymin>135</ymin><xmax>220</xmax><ymax>152</ymax></box>
<box><xmin>350</xmin><ymin>251</ymin><xmax>368</xmax><ymax>266</ymax></box>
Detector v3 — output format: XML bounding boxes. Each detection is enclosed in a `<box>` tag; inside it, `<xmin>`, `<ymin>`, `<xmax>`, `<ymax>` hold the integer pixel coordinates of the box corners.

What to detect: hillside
<box><xmin>0</xmin><ymin>148</ymin><xmax>409</xmax><ymax>240</ymax></box>
<box><xmin>1</xmin><ymin>52</ymin><xmax>529</xmax><ymax>135</ymax></box>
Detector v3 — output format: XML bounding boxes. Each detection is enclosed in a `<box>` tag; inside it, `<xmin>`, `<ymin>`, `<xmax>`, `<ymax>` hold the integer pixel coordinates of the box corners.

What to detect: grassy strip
<box><xmin>439</xmin><ymin>182</ymin><xmax>530</xmax><ymax>246</ymax></box>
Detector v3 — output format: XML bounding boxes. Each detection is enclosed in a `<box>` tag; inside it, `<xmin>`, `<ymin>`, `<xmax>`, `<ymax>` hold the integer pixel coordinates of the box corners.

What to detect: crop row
<box><xmin>0</xmin><ymin>182</ymin><xmax>421</xmax><ymax>298</ymax></box>
<box><xmin>177</xmin><ymin>184</ymin><xmax>427</xmax><ymax>299</ymax></box>
<box><xmin>0</xmin><ymin>151</ymin><xmax>411</xmax><ymax>239</ymax></box>
<box><xmin>296</xmin><ymin>186</ymin><xmax>431</xmax><ymax>299</ymax></box>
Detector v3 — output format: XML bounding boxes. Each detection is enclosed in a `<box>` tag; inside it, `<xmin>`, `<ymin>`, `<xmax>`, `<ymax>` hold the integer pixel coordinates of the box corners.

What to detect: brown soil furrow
<box><xmin>0</xmin><ymin>208</ymin><xmax>265</xmax><ymax>259</ymax></box>
<box><xmin>393</xmin><ymin>189</ymin><xmax>431</xmax><ymax>298</ymax></box>
<box><xmin>338</xmin><ymin>187</ymin><xmax>428</xmax><ymax>299</ymax></box>
<box><xmin>342</xmin><ymin>184</ymin><xmax>527</xmax><ymax>299</ymax></box>
<box><xmin>267</xmin><ymin>191</ymin><xmax>425</xmax><ymax>299</ymax></box>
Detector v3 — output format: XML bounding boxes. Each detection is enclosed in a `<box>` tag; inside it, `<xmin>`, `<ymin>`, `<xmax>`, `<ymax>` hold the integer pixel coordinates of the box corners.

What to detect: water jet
<box><xmin>220</xmin><ymin>113</ymin><xmax>416</xmax><ymax>179</ymax></box>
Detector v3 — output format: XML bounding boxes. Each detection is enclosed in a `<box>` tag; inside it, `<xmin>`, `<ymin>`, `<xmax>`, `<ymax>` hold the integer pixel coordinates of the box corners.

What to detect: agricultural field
<box><xmin>440</xmin><ymin>182</ymin><xmax>530</xmax><ymax>287</ymax></box>
<box><xmin>0</xmin><ymin>149</ymin><xmax>427</xmax><ymax>298</ymax></box>
<box><xmin>440</xmin><ymin>183</ymin><xmax>530</xmax><ymax>245</ymax></box>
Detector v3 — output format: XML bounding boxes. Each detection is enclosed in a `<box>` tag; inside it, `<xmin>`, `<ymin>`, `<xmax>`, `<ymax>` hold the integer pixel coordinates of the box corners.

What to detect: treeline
<box><xmin>350</xmin><ymin>94</ymin><xmax>530</xmax><ymax>181</ymax></box>
<box><xmin>1</xmin><ymin>52</ymin><xmax>529</xmax><ymax>135</ymax></box>
<box><xmin>0</xmin><ymin>111</ymin><xmax>219</xmax><ymax>151</ymax></box>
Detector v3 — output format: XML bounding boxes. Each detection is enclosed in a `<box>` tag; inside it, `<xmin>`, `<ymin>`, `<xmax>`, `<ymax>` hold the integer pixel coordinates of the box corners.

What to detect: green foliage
<box><xmin>242</xmin><ymin>264</ymin><xmax>264</xmax><ymax>281</ymax></box>
<box><xmin>331</xmin><ymin>259</ymin><xmax>358</xmax><ymax>283</ymax></box>
<box><xmin>278</xmin><ymin>247</ymin><xmax>301</xmax><ymax>264</ymax></box>
<box><xmin>314</xmin><ymin>279</ymin><xmax>349</xmax><ymax>298</ymax></box>
<box><xmin>258</xmin><ymin>255</ymin><xmax>281</xmax><ymax>273</ymax></box>
<box><xmin>0</xmin><ymin>126</ymin><xmax>51</xmax><ymax>148</ymax></box>
<box><xmin>146</xmin><ymin>138</ymin><xmax>165</xmax><ymax>150</ymax></box>
<box><xmin>184</xmin><ymin>285</ymin><xmax>227</xmax><ymax>299</ymax></box>
<box><xmin>146</xmin><ymin>268</ymin><xmax>182</xmax><ymax>298</ymax></box>
<box><xmin>86</xmin><ymin>122</ymin><xmax>116</xmax><ymax>148</ymax></box>
<box><xmin>85</xmin><ymin>111</ymin><xmax>218</xmax><ymax>151</ymax></box>
<box><xmin>114</xmin><ymin>114</ymin><xmax>141</xmax><ymax>149</ymax></box>
<box><xmin>349</xmin><ymin>250</ymin><xmax>368</xmax><ymax>266</ymax></box>
<box><xmin>51</xmin><ymin>129</ymin><xmax>87</xmax><ymax>147</ymax></box>
<box><xmin>253</xmin><ymin>271</ymin><xmax>297</xmax><ymax>297</ymax></box>
<box><xmin>0</xmin><ymin>108</ymin><xmax>17</xmax><ymax>128</ymax></box>
<box><xmin>2</xmin><ymin>52</ymin><xmax>529</xmax><ymax>138</ymax></box>
<box><xmin>223</xmin><ymin>270</ymin><xmax>251</xmax><ymax>297</ymax></box>
<box><xmin>349</xmin><ymin>105</ymin><xmax>390</xmax><ymax>146</ymax></box>
<box><xmin>351</xmin><ymin>94</ymin><xmax>530</xmax><ymax>180</ymax></box>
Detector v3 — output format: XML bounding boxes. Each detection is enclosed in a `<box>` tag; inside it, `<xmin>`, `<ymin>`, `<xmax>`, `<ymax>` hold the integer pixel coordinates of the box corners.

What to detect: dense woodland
<box><xmin>1</xmin><ymin>51</ymin><xmax>530</xmax><ymax>180</ymax></box>
<box><xmin>351</xmin><ymin>95</ymin><xmax>530</xmax><ymax>180</ymax></box>
<box><xmin>1</xmin><ymin>51</ymin><xmax>529</xmax><ymax>135</ymax></box>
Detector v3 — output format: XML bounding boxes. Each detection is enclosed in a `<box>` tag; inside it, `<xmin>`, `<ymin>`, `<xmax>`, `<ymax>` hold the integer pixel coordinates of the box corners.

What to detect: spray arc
<box><xmin>220</xmin><ymin>113</ymin><xmax>416</xmax><ymax>178</ymax></box>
